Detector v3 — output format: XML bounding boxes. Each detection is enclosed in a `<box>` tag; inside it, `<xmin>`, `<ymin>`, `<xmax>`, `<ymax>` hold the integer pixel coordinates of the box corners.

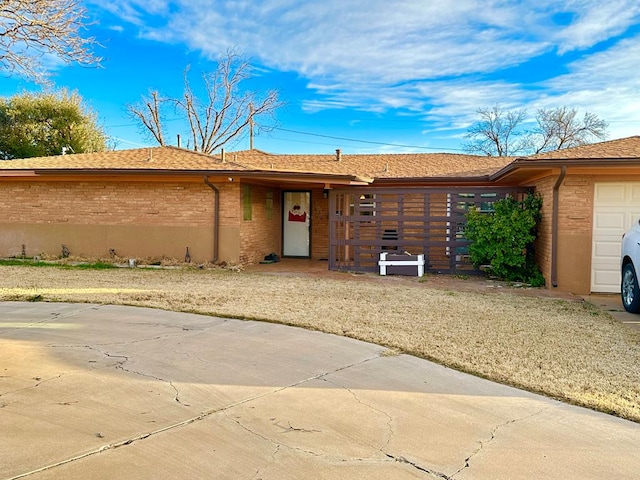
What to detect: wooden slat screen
<box><xmin>329</xmin><ymin>187</ymin><xmax>532</xmax><ymax>273</ymax></box>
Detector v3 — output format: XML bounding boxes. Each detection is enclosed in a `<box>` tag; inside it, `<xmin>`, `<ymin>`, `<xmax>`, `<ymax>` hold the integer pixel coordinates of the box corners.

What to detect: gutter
<box><xmin>4</xmin><ymin>168</ymin><xmax>372</xmax><ymax>186</ymax></box>
<box><xmin>551</xmin><ymin>166</ymin><xmax>567</xmax><ymax>287</ymax></box>
<box><xmin>490</xmin><ymin>157</ymin><xmax>640</xmax><ymax>181</ymax></box>
<box><xmin>203</xmin><ymin>176</ymin><xmax>220</xmax><ymax>263</ymax></box>
<box><xmin>372</xmin><ymin>175</ymin><xmax>494</xmax><ymax>185</ymax></box>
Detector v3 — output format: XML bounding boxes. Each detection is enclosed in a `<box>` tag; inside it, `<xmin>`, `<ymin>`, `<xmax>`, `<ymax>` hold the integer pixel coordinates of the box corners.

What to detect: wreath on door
<box><xmin>288</xmin><ymin>204</ymin><xmax>307</xmax><ymax>222</ymax></box>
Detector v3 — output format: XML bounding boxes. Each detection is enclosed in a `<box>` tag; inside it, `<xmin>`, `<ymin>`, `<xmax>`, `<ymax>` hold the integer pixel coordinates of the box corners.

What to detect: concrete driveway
<box><xmin>586</xmin><ymin>293</ymin><xmax>640</xmax><ymax>332</ymax></box>
<box><xmin>1</xmin><ymin>302</ymin><xmax>638</xmax><ymax>480</ymax></box>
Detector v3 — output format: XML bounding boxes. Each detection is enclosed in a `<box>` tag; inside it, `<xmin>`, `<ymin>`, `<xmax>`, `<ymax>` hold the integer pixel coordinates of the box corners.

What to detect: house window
<box><xmin>243</xmin><ymin>185</ymin><xmax>252</xmax><ymax>221</ymax></box>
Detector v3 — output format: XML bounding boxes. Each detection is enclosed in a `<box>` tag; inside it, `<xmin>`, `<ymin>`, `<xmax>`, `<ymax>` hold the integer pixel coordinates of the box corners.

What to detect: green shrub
<box><xmin>465</xmin><ymin>193</ymin><xmax>544</xmax><ymax>286</ymax></box>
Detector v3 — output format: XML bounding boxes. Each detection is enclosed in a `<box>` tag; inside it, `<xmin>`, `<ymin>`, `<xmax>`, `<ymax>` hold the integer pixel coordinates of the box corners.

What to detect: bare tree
<box><xmin>0</xmin><ymin>0</ymin><xmax>101</xmax><ymax>84</ymax></box>
<box><xmin>463</xmin><ymin>104</ymin><xmax>608</xmax><ymax>156</ymax></box>
<box><xmin>462</xmin><ymin>105</ymin><xmax>528</xmax><ymax>156</ymax></box>
<box><xmin>128</xmin><ymin>91</ymin><xmax>166</xmax><ymax>147</ymax></box>
<box><xmin>129</xmin><ymin>50</ymin><xmax>282</xmax><ymax>154</ymax></box>
<box><xmin>530</xmin><ymin>106</ymin><xmax>608</xmax><ymax>153</ymax></box>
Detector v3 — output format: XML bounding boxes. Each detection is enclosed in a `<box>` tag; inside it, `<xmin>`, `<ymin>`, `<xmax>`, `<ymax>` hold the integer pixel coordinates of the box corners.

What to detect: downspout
<box><xmin>203</xmin><ymin>177</ymin><xmax>220</xmax><ymax>263</ymax></box>
<box><xmin>551</xmin><ymin>166</ymin><xmax>567</xmax><ymax>287</ymax></box>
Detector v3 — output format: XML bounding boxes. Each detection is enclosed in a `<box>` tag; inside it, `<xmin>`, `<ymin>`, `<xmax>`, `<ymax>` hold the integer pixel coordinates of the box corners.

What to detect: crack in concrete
<box><xmin>121</xmin><ymin>368</ymin><xmax>191</xmax><ymax>407</ymax></box>
<box><xmin>0</xmin><ymin>374</ymin><xmax>64</xmax><ymax>398</ymax></box>
<box><xmin>6</xmin><ymin>354</ymin><xmax>381</xmax><ymax>480</ymax></box>
<box><xmin>77</xmin><ymin>334</ymin><xmax>182</xmax><ymax>347</ymax></box>
<box><xmin>384</xmin><ymin>453</ymin><xmax>451</xmax><ymax>479</ymax></box>
<box><xmin>0</xmin><ymin>306</ymin><xmax>102</xmax><ymax>334</ymax></box>
<box><xmin>48</xmin><ymin>306</ymin><xmax>102</xmax><ymax>320</ymax></box>
<box><xmin>277</xmin><ymin>420</ymin><xmax>322</xmax><ymax>434</ymax></box>
<box><xmin>320</xmin><ymin>360</ymin><xmax>449</xmax><ymax>477</ymax></box>
<box><xmin>84</xmin><ymin>345</ymin><xmax>191</xmax><ymax>407</ymax></box>
<box><xmin>450</xmin><ymin>404</ymin><xmax>555</xmax><ymax>478</ymax></box>
<box><xmin>228</xmin><ymin>407</ymin><xmax>447</xmax><ymax>479</ymax></box>
<box><xmin>321</xmin><ymin>376</ymin><xmax>395</xmax><ymax>451</ymax></box>
<box><xmin>250</xmin><ymin>444</ymin><xmax>281</xmax><ymax>480</ymax></box>
<box><xmin>221</xmin><ymin>366</ymin><xmax>451</xmax><ymax>478</ymax></box>
<box><xmin>40</xmin><ymin>344</ymin><xmax>192</xmax><ymax>408</ymax></box>
<box><xmin>91</xmin><ymin>319</ymin><xmax>226</xmax><ymax>347</ymax></box>
<box><xmin>225</xmin><ymin>411</ymin><xmax>400</xmax><ymax>468</ymax></box>
<box><xmin>83</xmin><ymin>345</ymin><xmax>128</xmax><ymax>368</ymax></box>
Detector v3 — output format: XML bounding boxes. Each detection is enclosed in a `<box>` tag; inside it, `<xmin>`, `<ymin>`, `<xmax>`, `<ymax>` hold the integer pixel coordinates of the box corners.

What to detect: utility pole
<box><xmin>249</xmin><ymin>103</ymin><xmax>254</xmax><ymax>150</ymax></box>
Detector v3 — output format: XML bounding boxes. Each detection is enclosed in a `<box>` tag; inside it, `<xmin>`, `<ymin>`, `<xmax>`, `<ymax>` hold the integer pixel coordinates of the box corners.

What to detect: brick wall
<box><xmin>0</xmin><ymin>179</ymin><xmax>328</xmax><ymax>266</ymax></box>
<box><xmin>0</xmin><ymin>180</ymin><xmax>214</xmax><ymax>226</ymax></box>
<box><xmin>237</xmin><ymin>187</ymin><xmax>331</xmax><ymax>263</ymax></box>
<box><xmin>216</xmin><ymin>181</ymin><xmax>241</xmax><ymax>227</ymax></box>
<box><xmin>529</xmin><ymin>173</ymin><xmax>599</xmax><ymax>291</ymax></box>
<box><xmin>239</xmin><ymin>182</ymin><xmax>281</xmax><ymax>265</ymax></box>
<box><xmin>0</xmin><ymin>179</ymin><xmax>217</xmax><ymax>262</ymax></box>
<box><xmin>557</xmin><ymin>176</ymin><xmax>594</xmax><ymax>235</ymax></box>
<box><xmin>530</xmin><ymin>176</ymin><xmax>556</xmax><ymax>285</ymax></box>
<box><xmin>311</xmin><ymin>189</ymin><xmax>329</xmax><ymax>259</ymax></box>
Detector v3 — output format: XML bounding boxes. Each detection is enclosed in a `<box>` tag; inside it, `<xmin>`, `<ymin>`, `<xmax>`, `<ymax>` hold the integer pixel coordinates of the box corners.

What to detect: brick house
<box><xmin>1</xmin><ymin>136</ymin><xmax>640</xmax><ymax>294</ymax></box>
<box><xmin>489</xmin><ymin>137</ymin><xmax>640</xmax><ymax>294</ymax></box>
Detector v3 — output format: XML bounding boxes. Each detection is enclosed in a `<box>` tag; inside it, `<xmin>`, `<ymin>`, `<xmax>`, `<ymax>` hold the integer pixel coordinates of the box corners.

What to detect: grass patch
<box><xmin>0</xmin><ymin>259</ymin><xmax>118</xmax><ymax>270</ymax></box>
<box><xmin>65</xmin><ymin>261</ymin><xmax>118</xmax><ymax>270</ymax></box>
<box><xmin>0</xmin><ymin>259</ymin><xmax>53</xmax><ymax>267</ymax></box>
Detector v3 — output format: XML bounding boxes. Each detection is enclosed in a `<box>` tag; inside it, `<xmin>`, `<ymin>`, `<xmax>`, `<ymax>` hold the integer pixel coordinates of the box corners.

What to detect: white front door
<box><xmin>591</xmin><ymin>183</ymin><xmax>640</xmax><ymax>292</ymax></box>
<box><xmin>283</xmin><ymin>191</ymin><xmax>311</xmax><ymax>257</ymax></box>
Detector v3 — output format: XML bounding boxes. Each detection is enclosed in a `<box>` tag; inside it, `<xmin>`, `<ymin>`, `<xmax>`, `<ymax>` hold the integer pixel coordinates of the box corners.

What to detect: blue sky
<box><xmin>2</xmin><ymin>0</ymin><xmax>640</xmax><ymax>154</ymax></box>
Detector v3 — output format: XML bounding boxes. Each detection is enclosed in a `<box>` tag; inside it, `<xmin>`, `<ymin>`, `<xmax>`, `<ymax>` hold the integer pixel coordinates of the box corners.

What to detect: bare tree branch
<box><xmin>532</xmin><ymin>107</ymin><xmax>608</xmax><ymax>153</ymax></box>
<box><xmin>0</xmin><ymin>0</ymin><xmax>101</xmax><ymax>84</ymax></box>
<box><xmin>127</xmin><ymin>91</ymin><xmax>166</xmax><ymax>146</ymax></box>
<box><xmin>462</xmin><ymin>105</ymin><xmax>527</xmax><ymax>156</ymax></box>
<box><xmin>130</xmin><ymin>49</ymin><xmax>283</xmax><ymax>154</ymax></box>
<box><xmin>463</xmin><ymin>104</ymin><xmax>608</xmax><ymax>156</ymax></box>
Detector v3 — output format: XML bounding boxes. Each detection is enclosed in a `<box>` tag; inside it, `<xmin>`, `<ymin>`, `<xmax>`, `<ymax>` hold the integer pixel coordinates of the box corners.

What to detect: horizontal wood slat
<box><xmin>329</xmin><ymin>187</ymin><xmax>531</xmax><ymax>274</ymax></box>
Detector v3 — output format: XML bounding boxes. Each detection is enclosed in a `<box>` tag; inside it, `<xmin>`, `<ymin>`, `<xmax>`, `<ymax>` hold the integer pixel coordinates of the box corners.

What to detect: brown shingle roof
<box><xmin>523</xmin><ymin>136</ymin><xmax>640</xmax><ymax>160</ymax></box>
<box><xmin>2</xmin><ymin>136</ymin><xmax>639</xmax><ymax>180</ymax></box>
<box><xmin>0</xmin><ymin>146</ymin><xmax>250</xmax><ymax>171</ymax></box>
<box><xmin>236</xmin><ymin>151</ymin><xmax>513</xmax><ymax>179</ymax></box>
<box><xmin>0</xmin><ymin>146</ymin><xmax>513</xmax><ymax>180</ymax></box>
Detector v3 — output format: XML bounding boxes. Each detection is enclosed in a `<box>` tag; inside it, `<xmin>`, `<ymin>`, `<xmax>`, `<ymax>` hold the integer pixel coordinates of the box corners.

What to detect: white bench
<box><xmin>378</xmin><ymin>252</ymin><xmax>425</xmax><ymax>277</ymax></box>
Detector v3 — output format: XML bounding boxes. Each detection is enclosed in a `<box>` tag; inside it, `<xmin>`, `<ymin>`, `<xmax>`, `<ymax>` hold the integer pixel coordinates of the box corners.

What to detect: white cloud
<box><xmin>152</xmin><ymin>0</ymin><xmax>554</xmax><ymax>82</ymax></box>
<box><xmin>539</xmin><ymin>34</ymin><xmax>640</xmax><ymax>138</ymax></box>
<box><xmin>552</xmin><ymin>0</ymin><xmax>640</xmax><ymax>53</ymax></box>
<box><xmin>91</xmin><ymin>0</ymin><xmax>640</xmax><ymax>140</ymax></box>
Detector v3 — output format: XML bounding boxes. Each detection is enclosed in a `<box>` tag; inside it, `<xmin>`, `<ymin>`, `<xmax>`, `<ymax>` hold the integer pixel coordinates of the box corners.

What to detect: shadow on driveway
<box><xmin>1</xmin><ymin>302</ymin><xmax>639</xmax><ymax>480</ymax></box>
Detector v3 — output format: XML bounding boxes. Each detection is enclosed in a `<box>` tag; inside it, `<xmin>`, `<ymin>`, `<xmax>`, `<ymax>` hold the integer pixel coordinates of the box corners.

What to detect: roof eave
<box><xmin>1</xmin><ymin>168</ymin><xmax>245</xmax><ymax>177</ymax></box>
<box><xmin>490</xmin><ymin>157</ymin><xmax>640</xmax><ymax>181</ymax></box>
<box><xmin>372</xmin><ymin>175</ymin><xmax>494</xmax><ymax>185</ymax></box>
<box><xmin>0</xmin><ymin>167</ymin><xmax>372</xmax><ymax>185</ymax></box>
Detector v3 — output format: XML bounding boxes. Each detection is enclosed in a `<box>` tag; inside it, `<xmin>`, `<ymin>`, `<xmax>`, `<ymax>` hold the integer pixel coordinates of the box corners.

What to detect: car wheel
<box><xmin>621</xmin><ymin>263</ymin><xmax>640</xmax><ymax>313</ymax></box>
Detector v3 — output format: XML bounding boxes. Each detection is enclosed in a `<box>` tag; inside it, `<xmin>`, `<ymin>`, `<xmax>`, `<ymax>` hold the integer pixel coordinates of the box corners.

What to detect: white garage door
<box><xmin>591</xmin><ymin>182</ymin><xmax>640</xmax><ymax>293</ymax></box>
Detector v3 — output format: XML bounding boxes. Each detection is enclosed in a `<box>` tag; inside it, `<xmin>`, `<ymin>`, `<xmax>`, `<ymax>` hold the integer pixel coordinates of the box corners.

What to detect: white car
<box><xmin>621</xmin><ymin>218</ymin><xmax>640</xmax><ymax>313</ymax></box>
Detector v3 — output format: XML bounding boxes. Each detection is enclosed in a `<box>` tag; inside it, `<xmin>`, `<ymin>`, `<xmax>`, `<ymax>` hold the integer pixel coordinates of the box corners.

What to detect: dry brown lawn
<box><xmin>1</xmin><ymin>264</ymin><xmax>639</xmax><ymax>422</ymax></box>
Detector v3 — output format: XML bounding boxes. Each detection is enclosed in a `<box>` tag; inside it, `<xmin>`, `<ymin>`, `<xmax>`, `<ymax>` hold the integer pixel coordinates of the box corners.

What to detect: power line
<box><xmin>269</xmin><ymin>126</ymin><xmax>467</xmax><ymax>152</ymax></box>
<box><xmin>107</xmin><ymin>117</ymin><xmax>184</xmax><ymax>129</ymax></box>
<box><xmin>109</xmin><ymin>136</ymin><xmax>154</xmax><ymax>148</ymax></box>
<box><xmin>105</xmin><ymin>120</ymin><xmax>468</xmax><ymax>152</ymax></box>
<box><xmin>261</xmin><ymin>135</ymin><xmax>352</xmax><ymax>149</ymax></box>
